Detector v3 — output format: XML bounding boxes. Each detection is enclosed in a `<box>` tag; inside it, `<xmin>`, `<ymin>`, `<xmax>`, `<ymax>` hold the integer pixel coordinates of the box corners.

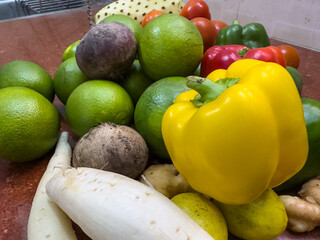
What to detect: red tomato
<box><xmin>191</xmin><ymin>17</ymin><xmax>217</xmax><ymax>52</ymax></box>
<box><xmin>277</xmin><ymin>45</ymin><xmax>300</xmax><ymax>69</ymax></box>
<box><xmin>180</xmin><ymin>0</ymin><xmax>211</xmax><ymax>20</ymax></box>
<box><xmin>211</xmin><ymin>20</ymin><xmax>228</xmax><ymax>34</ymax></box>
<box><xmin>141</xmin><ymin>10</ymin><xmax>165</xmax><ymax>27</ymax></box>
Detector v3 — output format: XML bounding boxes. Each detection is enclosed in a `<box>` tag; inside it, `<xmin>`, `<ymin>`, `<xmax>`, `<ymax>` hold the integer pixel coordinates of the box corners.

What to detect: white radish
<box><xmin>46</xmin><ymin>167</ymin><xmax>215</xmax><ymax>240</ymax></box>
<box><xmin>27</xmin><ymin>131</ymin><xmax>77</xmax><ymax>240</ymax></box>
<box><xmin>95</xmin><ymin>0</ymin><xmax>185</xmax><ymax>24</ymax></box>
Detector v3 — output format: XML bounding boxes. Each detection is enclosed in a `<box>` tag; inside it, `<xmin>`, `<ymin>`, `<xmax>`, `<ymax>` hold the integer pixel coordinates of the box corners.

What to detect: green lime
<box><xmin>120</xmin><ymin>60</ymin><xmax>153</xmax><ymax>105</ymax></box>
<box><xmin>62</xmin><ymin>40</ymin><xmax>80</xmax><ymax>62</ymax></box>
<box><xmin>215</xmin><ymin>189</ymin><xmax>288</xmax><ymax>240</ymax></box>
<box><xmin>0</xmin><ymin>87</ymin><xmax>60</xmax><ymax>162</ymax></box>
<box><xmin>138</xmin><ymin>14</ymin><xmax>203</xmax><ymax>81</ymax></box>
<box><xmin>193</xmin><ymin>63</ymin><xmax>201</xmax><ymax>76</ymax></box>
<box><xmin>53</xmin><ymin>57</ymin><xmax>90</xmax><ymax>105</ymax></box>
<box><xmin>100</xmin><ymin>14</ymin><xmax>143</xmax><ymax>42</ymax></box>
<box><xmin>134</xmin><ymin>76</ymin><xmax>189</xmax><ymax>159</ymax></box>
<box><xmin>171</xmin><ymin>192</ymin><xmax>228</xmax><ymax>240</ymax></box>
<box><xmin>66</xmin><ymin>80</ymin><xmax>134</xmax><ymax>136</ymax></box>
<box><xmin>0</xmin><ymin>60</ymin><xmax>54</xmax><ymax>101</ymax></box>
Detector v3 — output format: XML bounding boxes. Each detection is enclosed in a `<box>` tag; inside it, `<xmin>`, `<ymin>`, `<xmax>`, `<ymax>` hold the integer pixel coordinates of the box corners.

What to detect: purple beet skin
<box><xmin>76</xmin><ymin>22</ymin><xmax>137</xmax><ymax>81</ymax></box>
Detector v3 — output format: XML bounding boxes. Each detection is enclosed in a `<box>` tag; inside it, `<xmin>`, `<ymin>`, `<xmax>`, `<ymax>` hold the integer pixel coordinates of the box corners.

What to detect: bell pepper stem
<box><xmin>187</xmin><ymin>76</ymin><xmax>239</xmax><ymax>107</ymax></box>
<box><xmin>233</xmin><ymin>19</ymin><xmax>239</xmax><ymax>25</ymax></box>
<box><xmin>238</xmin><ymin>47</ymin><xmax>249</xmax><ymax>57</ymax></box>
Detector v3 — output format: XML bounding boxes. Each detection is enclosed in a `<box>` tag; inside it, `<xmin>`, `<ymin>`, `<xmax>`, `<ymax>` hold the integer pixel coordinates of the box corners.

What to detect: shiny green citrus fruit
<box><xmin>138</xmin><ymin>14</ymin><xmax>203</xmax><ymax>81</ymax></box>
<box><xmin>134</xmin><ymin>76</ymin><xmax>190</xmax><ymax>159</ymax></box>
<box><xmin>53</xmin><ymin>57</ymin><xmax>90</xmax><ymax>105</ymax></box>
<box><xmin>62</xmin><ymin>40</ymin><xmax>80</xmax><ymax>62</ymax></box>
<box><xmin>66</xmin><ymin>80</ymin><xmax>134</xmax><ymax>136</ymax></box>
<box><xmin>0</xmin><ymin>87</ymin><xmax>60</xmax><ymax>162</ymax></box>
<box><xmin>0</xmin><ymin>60</ymin><xmax>54</xmax><ymax>101</ymax></box>
<box><xmin>120</xmin><ymin>60</ymin><xmax>153</xmax><ymax>105</ymax></box>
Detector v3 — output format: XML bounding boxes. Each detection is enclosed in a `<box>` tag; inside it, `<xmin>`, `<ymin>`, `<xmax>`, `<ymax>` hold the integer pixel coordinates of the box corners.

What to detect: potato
<box><xmin>72</xmin><ymin>122</ymin><xmax>148</xmax><ymax>179</ymax></box>
<box><xmin>140</xmin><ymin>164</ymin><xmax>194</xmax><ymax>198</ymax></box>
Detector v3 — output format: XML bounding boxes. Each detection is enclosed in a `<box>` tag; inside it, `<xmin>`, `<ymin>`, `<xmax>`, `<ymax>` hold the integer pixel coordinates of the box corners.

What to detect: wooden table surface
<box><xmin>0</xmin><ymin>6</ymin><xmax>320</xmax><ymax>240</ymax></box>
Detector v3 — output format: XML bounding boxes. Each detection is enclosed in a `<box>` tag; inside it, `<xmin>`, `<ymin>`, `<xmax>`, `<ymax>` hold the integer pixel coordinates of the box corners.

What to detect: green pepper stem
<box><xmin>233</xmin><ymin>19</ymin><xmax>239</xmax><ymax>25</ymax></box>
<box><xmin>238</xmin><ymin>47</ymin><xmax>249</xmax><ymax>57</ymax></box>
<box><xmin>186</xmin><ymin>76</ymin><xmax>239</xmax><ymax>107</ymax></box>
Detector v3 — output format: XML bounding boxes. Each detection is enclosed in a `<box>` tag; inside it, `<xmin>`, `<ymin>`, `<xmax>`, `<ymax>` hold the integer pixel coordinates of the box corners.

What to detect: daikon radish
<box><xmin>46</xmin><ymin>167</ymin><xmax>215</xmax><ymax>240</ymax></box>
<box><xmin>27</xmin><ymin>131</ymin><xmax>77</xmax><ymax>240</ymax></box>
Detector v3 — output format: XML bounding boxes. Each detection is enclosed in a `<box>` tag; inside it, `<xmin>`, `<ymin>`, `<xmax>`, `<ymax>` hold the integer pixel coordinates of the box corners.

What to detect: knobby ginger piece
<box><xmin>280</xmin><ymin>178</ymin><xmax>320</xmax><ymax>232</ymax></box>
<box><xmin>299</xmin><ymin>178</ymin><xmax>320</xmax><ymax>205</ymax></box>
<box><xmin>280</xmin><ymin>195</ymin><xmax>320</xmax><ymax>232</ymax></box>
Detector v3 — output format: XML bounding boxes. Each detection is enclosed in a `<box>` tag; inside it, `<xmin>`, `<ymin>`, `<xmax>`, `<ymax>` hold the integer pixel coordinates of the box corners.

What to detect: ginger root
<box><xmin>299</xmin><ymin>178</ymin><xmax>320</xmax><ymax>205</ymax></box>
<box><xmin>280</xmin><ymin>178</ymin><xmax>320</xmax><ymax>232</ymax></box>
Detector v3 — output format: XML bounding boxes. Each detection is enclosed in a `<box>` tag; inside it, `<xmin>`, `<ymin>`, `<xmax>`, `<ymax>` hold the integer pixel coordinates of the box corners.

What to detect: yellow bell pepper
<box><xmin>162</xmin><ymin>59</ymin><xmax>308</xmax><ymax>204</ymax></box>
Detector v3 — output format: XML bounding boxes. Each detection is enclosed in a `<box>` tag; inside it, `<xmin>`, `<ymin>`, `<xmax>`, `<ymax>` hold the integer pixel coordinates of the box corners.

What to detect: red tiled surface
<box><xmin>0</xmin><ymin>7</ymin><xmax>320</xmax><ymax>240</ymax></box>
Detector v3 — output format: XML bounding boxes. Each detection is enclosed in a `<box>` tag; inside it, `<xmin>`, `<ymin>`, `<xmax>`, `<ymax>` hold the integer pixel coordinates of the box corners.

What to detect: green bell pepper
<box><xmin>215</xmin><ymin>20</ymin><xmax>270</xmax><ymax>49</ymax></box>
<box><xmin>275</xmin><ymin>98</ymin><xmax>320</xmax><ymax>192</ymax></box>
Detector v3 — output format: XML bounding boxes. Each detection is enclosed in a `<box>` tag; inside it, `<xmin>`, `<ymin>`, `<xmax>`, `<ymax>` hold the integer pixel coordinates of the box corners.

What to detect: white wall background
<box><xmin>185</xmin><ymin>0</ymin><xmax>320</xmax><ymax>51</ymax></box>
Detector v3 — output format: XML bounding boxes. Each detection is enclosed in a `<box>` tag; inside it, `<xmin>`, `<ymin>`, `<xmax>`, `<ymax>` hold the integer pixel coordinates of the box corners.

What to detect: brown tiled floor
<box><xmin>0</xmin><ymin>7</ymin><xmax>319</xmax><ymax>240</ymax></box>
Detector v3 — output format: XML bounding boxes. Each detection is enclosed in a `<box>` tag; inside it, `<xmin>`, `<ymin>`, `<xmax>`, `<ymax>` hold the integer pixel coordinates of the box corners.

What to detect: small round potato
<box><xmin>140</xmin><ymin>164</ymin><xmax>194</xmax><ymax>198</ymax></box>
<box><xmin>72</xmin><ymin>122</ymin><xmax>148</xmax><ymax>179</ymax></box>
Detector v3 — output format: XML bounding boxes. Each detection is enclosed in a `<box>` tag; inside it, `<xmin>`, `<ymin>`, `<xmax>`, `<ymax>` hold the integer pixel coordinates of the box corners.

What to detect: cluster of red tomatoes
<box><xmin>179</xmin><ymin>0</ymin><xmax>227</xmax><ymax>53</ymax></box>
<box><xmin>141</xmin><ymin>0</ymin><xmax>300</xmax><ymax>71</ymax></box>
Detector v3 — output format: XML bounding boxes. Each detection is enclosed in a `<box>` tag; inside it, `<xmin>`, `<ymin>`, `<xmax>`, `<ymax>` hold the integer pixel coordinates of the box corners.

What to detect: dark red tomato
<box><xmin>211</xmin><ymin>20</ymin><xmax>228</xmax><ymax>35</ymax></box>
<box><xmin>277</xmin><ymin>45</ymin><xmax>300</xmax><ymax>69</ymax></box>
<box><xmin>180</xmin><ymin>0</ymin><xmax>211</xmax><ymax>20</ymax></box>
<box><xmin>191</xmin><ymin>17</ymin><xmax>217</xmax><ymax>52</ymax></box>
<box><xmin>141</xmin><ymin>10</ymin><xmax>165</xmax><ymax>27</ymax></box>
